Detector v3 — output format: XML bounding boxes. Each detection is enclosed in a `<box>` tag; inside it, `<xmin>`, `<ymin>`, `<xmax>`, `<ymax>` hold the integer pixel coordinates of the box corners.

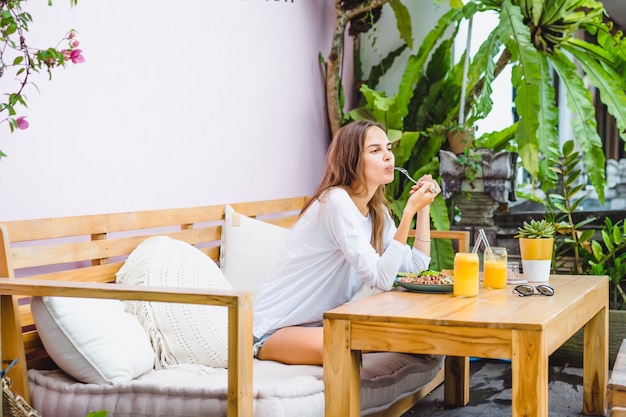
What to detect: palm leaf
<box><xmin>464</xmin><ymin>29</ymin><xmax>501</xmax><ymax>126</ymax></box>
<box><xmin>475</xmin><ymin>122</ymin><xmax>518</xmax><ymax>151</ymax></box>
<box><xmin>429</xmin><ymin>196</ymin><xmax>455</xmax><ymax>271</ymax></box>
<box><xmin>567</xmin><ymin>37</ymin><xmax>613</xmax><ymax>65</ymax></box>
<box><xmin>389</xmin><ymin>0</ymin><xmax>413</xmax><ymax>49</ymax></box>
<box><xmin>357</xmin><ymin>84</ymin><xmax>403</xmax><ymax>130</ymax></box>
<box><xmin>563</xmin><ymin>43</ymin><xmax>626</xmax><ymax>140</ymax></box>
<box><xmin>498</xmin><ymin>0</ymin><xmax>548</xmax><ymax>177</ymax></box>
<box><xmin>426</xmin><ymin>38</ymin><xmax>453</xmax><ymax>82</ymax></box>
<box><xmin>562</xmin><ymin>0</ymin><xmax>605</xmax><ymax>27</ymax></box>
<box><xmin>537</xmin><ymin>0</ymin><xmax>570</xmax><ymax>26</ymax></box>
<box><xmin>395</xmin><ymin>7</ymin><xmax>464</xmax><ymax>117</ymax></box>
<box><xmin>406</xmin><ymin>38</ymin><xmax>459</xmax><ymax>131</ymax></box>
<box><xmin>404</xmin><ymin>76</ymin><xmax>432</xmax><ymax>131</ymax></box>
<box><xmin>535</xmin><ymin>53</ymin><xmax>560</xmax><ymax>188</ymax></box>
<box><xmin>367</xmin><ymin>44</ymin><xmax>408</xmax><ymax>91</ymax></box>
<box><xmin>595</xmin><ymin>23</ymin><xmax>626</xmax><ymax>76</ymax></box>
<box><xmin>393</xmin><ymin>131</ymin><xmax>421</xmax><ymax>166</ymax></box>
<box><xmin>549</xmin><ymin>49</ymin><xmax>606</xmax><ymax>203</ymax></box>
<box><xmin>430</xmin><ymin>195</ymin><xmax>450</xmax><ymax>231</ymax></box>
<box><xmin>526</xmin><ymin>0</ymin><xmax>543</xmax><ymax>26</ymax></box>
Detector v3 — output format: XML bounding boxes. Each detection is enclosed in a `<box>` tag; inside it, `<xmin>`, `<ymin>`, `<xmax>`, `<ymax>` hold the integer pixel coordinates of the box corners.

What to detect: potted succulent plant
<box><xmin>515</xmin><ymin>219</ymin><xmax>556</xmax><ymax>283</ymax></box>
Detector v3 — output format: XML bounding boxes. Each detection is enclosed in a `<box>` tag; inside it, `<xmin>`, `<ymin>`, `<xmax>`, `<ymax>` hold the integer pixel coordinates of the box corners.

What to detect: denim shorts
<box><xmin>252</xmin><ymin>330</ymin><xmax>275</xmax><ymax>358</ymax></box>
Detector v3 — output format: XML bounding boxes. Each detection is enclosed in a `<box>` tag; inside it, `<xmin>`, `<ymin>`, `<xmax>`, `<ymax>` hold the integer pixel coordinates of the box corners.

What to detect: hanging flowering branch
<box><xmin>0</xmin><ymin>0</ymin><xmax>83</xmax><ymax>157</ymax></box>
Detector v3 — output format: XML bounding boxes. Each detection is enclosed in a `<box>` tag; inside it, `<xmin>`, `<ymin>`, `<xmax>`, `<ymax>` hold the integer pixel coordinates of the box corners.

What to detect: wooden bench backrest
<box><xmin>0</xmin><ymin>196</ymin><xmax>308</xmax><ymax>373</ymax></box>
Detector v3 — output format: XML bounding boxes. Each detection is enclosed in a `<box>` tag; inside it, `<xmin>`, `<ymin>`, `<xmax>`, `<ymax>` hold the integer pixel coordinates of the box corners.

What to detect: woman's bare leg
<box><xmin>257</xmin><ymin>326</ymin><xmax>324</xmax><ymax>365</ymax></box>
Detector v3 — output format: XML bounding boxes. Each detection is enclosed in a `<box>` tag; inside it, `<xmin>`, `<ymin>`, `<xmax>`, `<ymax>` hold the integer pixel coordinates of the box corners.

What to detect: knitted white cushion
<box><xmin>116</xmin><ymin>236</ymin><xmax>232</xmax><ymax>369</ymax></box>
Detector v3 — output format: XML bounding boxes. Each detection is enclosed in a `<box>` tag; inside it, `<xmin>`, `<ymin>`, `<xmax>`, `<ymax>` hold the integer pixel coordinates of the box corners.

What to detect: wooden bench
<box><xmin>0</xmin><ymin>196</ymin><xmax>468</xmax><ymax>417</ymax></box>
<box><xmin>609</xmin><ymin>339</ymin><xmax>626</xmax><ymax>413</ymax></box>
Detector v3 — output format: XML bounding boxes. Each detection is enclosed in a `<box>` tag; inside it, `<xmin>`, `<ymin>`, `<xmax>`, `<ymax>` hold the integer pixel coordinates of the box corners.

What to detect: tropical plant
<box><xmin>337</xmin><ymin>0</ymin><xmax>626</xmax><ymax>208</ymax></box>
<box><xmin>0</xmin><ymin>0</ymin><xmax>82</xmax><ymax>157</ymax></box>
<box><xmin>324</xmin><ymin>0</ymin><xmax>626</xmax><ymax>267</ymax></box>
<box><xmin>584</xmin><ymin>218</ymin><xmax>626</xmax><ymax>310</ymax></box>
<box><xmin>323</xmin><ymin>0</ymin><xmax>460</xmax><ymax>242</ymax></box>
<box><xmin>525</xmin><ymin>139</ymin><xmax>626</xmax><ymax>310</ymax></box>
<box><xmin>323</xmin><ymin>0</ymin><xmax>418</xmax><ymax>136</ymax></box>
<box><xmin>348</xmin><ymin>20</ymin><xmax>463</xmax><ymax>231</ymax></box>
<box><xmin>541</xmin><ymin>140</ymin><xmax>597</xmax><ymax>274</ymax></box>
<box><xmin>410</xmin><ymin>0</ymin><xmax>626</xmax><ymax>201</ymax></box>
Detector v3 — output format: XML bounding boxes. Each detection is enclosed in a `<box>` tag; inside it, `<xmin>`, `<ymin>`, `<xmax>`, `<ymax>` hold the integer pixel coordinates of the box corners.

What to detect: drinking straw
<box><xmin>472</xmin><ymin>232</ymin><xmax>484</xmax><ymax>254</ymax></box>
<box><xmin>479</xmin><ymin>228</ymin><xmax>495</xmax><ymax>260</ymax></box>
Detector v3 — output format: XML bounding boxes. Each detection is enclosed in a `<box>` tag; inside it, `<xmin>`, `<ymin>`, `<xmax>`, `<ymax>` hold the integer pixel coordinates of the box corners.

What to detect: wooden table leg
<box><xmin>444</xmin><ymin>356</ymin><xmax>469</xmax><ymax>406</ymax></box>
<box><xmin>512</xmin><ymin>329</ymin><xmax>548</xmax><ymax>417</ymax></box>
<box><xmin>582</xmin><ymin>307</ymin><xmax>608</xmax><ymax>416</ymax></box>
<box><xmin>323</xmin><ymin>318</ymin><xmax>360</xmax><ymax>417</ymax></box>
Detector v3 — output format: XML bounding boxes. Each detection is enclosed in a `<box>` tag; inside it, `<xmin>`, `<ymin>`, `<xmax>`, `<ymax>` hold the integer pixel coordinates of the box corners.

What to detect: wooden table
<box><xmin>323</xmin><ymin>275</ymin><xmax>608</xmax><ymax>417</ymax></box>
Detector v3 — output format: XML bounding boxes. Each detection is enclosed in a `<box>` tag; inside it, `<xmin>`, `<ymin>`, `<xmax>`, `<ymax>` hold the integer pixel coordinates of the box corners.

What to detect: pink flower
<box><xmin>70</xmin><ymin>49</ymin><xmax>85</xmax><ymax>64</ymax></box>
<box><xmin>71</xmin><ymin>40</ymin><xmax>80</xmax><ymax>48</ymax></box>
<box><xmin>16</xmin><ymin>116</ymin><xmax>29</xmax><ymax>130</ymax></box>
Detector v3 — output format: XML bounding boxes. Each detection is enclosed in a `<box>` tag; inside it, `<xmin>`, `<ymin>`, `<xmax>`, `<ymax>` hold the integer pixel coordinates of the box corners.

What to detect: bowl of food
<box><xmin>395</xmin><ymin>270</ymin><xmax>454</xmax><ymax>293</ymax></box>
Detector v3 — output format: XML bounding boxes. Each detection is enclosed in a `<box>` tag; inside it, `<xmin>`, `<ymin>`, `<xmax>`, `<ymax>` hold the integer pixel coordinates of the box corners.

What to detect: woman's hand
<box><xmin>404</xmin><ymin>175</ymin><xmax>440</xmax><ymax>217</ymax></box>
<box><xmin>394</xmin><ymin>174</ymin><xmax>440</xmax><ymax>247</ymax></box>
<box><xmin>412</xmin><ymin>174</ymin><xmax>440</xmax><ymax>195</ymax></box>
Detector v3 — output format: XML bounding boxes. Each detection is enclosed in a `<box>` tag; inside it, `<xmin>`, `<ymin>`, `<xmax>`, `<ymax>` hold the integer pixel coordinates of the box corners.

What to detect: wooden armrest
<box><xmin>0</xmin><ymin>278</ymin><xmax>250</xmax><ymax>306</ymax></box>
<box><xmin>430</xmin><ymin>230</ymin><xmax>470</xmax><ymax>252</ymax></box>
<box><xmin>409</xmin><ymin>230</ymin><xmax>470</xmax><ymax>252</ymax></box>
<box><xmin>0</xmin><ymin>278</ymin><xmax>253</xmax><ymax>417</ymax></box>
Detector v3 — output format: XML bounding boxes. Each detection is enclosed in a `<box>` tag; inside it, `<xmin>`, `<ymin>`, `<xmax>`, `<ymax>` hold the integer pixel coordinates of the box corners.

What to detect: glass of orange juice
<box><xmin>483</xmin><ymin>247</ymin><xmax>508</xmax><ymax>289</ymax></box>
<box><xmin>453</xmin><ymin>252</ymin><xmax>479</xmax><ymax>297</ymax></box>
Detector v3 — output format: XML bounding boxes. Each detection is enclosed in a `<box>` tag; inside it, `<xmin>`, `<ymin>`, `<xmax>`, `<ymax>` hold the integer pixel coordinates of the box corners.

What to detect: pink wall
<box><xmin>0</xmin><ymin>1</ymin><xmax>338</xmax><ymax>220</ymax></box>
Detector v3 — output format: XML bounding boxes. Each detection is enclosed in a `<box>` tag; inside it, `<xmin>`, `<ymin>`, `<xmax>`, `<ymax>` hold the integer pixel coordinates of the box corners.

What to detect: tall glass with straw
<box><xmin>484</xmin><ymin>247</ymin><xmax>508</xmax><ymax>289</ymax></box>
<box><xmin>453</xmin><ymin>231</ymin><xmax>482</xmax><ymax>297</ymax></box>
<box><xmin>475</xmin><ymin>229</ymin><xmax>508</xmax><ymax>289</ymax></box>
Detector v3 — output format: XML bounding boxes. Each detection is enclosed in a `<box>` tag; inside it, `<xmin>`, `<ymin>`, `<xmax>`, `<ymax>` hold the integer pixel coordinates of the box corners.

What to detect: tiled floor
<box><xmin>401</xmin><ymin>359</ymin><xmax>610</xmax><ymax>417</ymax></box>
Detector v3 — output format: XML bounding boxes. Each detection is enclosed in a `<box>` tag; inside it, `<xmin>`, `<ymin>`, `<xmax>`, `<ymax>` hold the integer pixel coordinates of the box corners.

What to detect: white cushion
<box><xmin>116</xmin><ymin>236</ymin><xmax>232</xmax><ymax>369</ymax></box>
<box><xmin>31</xmin><ymin>296</ymin><xmax>154</xmax><ymax>385</ymax></box>
<box><xmin>220</xmin><ymin>205</ymin><xmax>289</xmax><ymax>298</ymax></box>
<box><xmin>220</xmin><ymin>205</ymin><xmax>381</xmax><ymax>302</ymax></box>
<box><xmin>28</xmin><ymin>353</ymin><xmax>444</xmax><ymax>417</ymax></box>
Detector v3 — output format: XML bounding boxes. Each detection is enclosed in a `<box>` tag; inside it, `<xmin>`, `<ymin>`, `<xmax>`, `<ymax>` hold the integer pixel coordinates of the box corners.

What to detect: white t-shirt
<box><xmin>252</xmin><ymin>187</ymin><xmax>430</xmax><ymax>339</ymax></box>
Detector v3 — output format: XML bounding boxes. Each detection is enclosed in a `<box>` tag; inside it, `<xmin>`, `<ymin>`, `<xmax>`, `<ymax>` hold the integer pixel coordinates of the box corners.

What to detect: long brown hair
<box><xmin>301</xmin><ymin>120</ymin><xmax>390</xmax><ymax>254</ymax></box>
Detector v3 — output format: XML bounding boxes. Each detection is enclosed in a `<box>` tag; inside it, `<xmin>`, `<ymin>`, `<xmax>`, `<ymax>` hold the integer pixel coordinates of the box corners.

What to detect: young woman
<box><xmin>253</xmin><ymin>120</ymin><xmax>440</xmax><ymax>365</ymax></box>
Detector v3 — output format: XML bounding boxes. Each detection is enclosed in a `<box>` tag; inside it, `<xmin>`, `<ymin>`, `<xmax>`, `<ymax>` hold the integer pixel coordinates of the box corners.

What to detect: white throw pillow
<box><xmin>220</xmin><ymin>205</ymin><xmax>380</xmax><ymax>303</ymax></box>
<box><xmin>220</xmin><ymin>205</ymin><xmax>290</xmax><ymax>298</ymax></box>
<box><xmin>31</xmin><ymin>296</ymin><xmax>155</xmax><ymax>385</ymax></box>
<box><xmin>116</xmin><ymin>236</ymin><xmax>232</xmax><ymax>369</ymax></box>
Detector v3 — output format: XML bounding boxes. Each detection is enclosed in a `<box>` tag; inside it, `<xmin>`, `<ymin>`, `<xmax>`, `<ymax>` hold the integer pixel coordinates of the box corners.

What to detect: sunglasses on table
<box><xmin>512</xmin><ymin>284</ymin><xmax>555</xmax><ymax>297</ymax></box>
